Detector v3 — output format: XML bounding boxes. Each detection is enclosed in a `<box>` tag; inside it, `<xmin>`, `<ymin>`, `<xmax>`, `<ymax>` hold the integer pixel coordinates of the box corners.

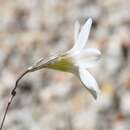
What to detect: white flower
<box><xmin>30</xmin><ymin>18</ymin><xmax>101</xmax><ymax>99</ymax></box>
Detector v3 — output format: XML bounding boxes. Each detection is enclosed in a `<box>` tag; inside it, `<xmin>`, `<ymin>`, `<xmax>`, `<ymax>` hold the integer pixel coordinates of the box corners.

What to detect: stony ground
<box><xmin>0</xmin><ymin>0</ymin><xmax>130</xmax><ymax>130</ymax></box>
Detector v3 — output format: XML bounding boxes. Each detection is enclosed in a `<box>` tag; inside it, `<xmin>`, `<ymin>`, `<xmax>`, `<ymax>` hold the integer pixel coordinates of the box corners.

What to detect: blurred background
<box><xmin>0</xmin><ymin>0</ymin><xmax>130</xmax><ymax>130</ymax></box>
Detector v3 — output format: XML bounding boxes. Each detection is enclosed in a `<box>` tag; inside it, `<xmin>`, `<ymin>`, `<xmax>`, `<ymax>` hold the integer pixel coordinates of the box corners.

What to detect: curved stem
<box><xmin>0</xmin><ymin>70</ymin><xmax>30</xmax><ymax>130</ymax></box>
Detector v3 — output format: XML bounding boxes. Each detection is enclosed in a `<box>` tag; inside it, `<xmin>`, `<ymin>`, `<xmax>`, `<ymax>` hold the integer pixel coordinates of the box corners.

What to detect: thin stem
<box><xmin>0</xmin><ymin>59</ymin><xmax>46</xmax><ymax>130</ymax></box>
<box><xmin>0</xmin><ymin>70</ymin><xmax>30</xmax><ymax>130</ymax></box>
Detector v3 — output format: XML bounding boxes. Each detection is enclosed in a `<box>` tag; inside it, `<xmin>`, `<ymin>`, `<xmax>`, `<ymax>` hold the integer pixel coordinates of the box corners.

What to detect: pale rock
<box><xmin>120</xmin><ymin>91</ymin><xmax>130</xmax><ymax>115</ymax></box>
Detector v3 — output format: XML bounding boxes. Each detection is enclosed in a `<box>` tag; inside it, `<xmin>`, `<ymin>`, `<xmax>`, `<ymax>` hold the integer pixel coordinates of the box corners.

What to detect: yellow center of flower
<box><xmin>46</xmin><ymin>56</ymin><xmax>74</xmax><ymax>72</ymax></box>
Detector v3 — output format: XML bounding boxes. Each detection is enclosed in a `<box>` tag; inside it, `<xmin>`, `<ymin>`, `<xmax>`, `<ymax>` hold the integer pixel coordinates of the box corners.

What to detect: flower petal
<box><xmin>75</xmin><ymin>48</ymin><xmax>101</xmax><ymax>68</ymax></box>
<box><xmin>78</xmin><ymin>68</ymin><xmax>100</xmax><ymax>99</ymax></box>
<box><xmin>67</xmin><ymin>18</ymin><xmax>92</xmax><ymax>56</ymax></box>
<box><xmin>76</xmin><ymin>18</ymin><xmax>92</xmax><ymax>49</ymax></box>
